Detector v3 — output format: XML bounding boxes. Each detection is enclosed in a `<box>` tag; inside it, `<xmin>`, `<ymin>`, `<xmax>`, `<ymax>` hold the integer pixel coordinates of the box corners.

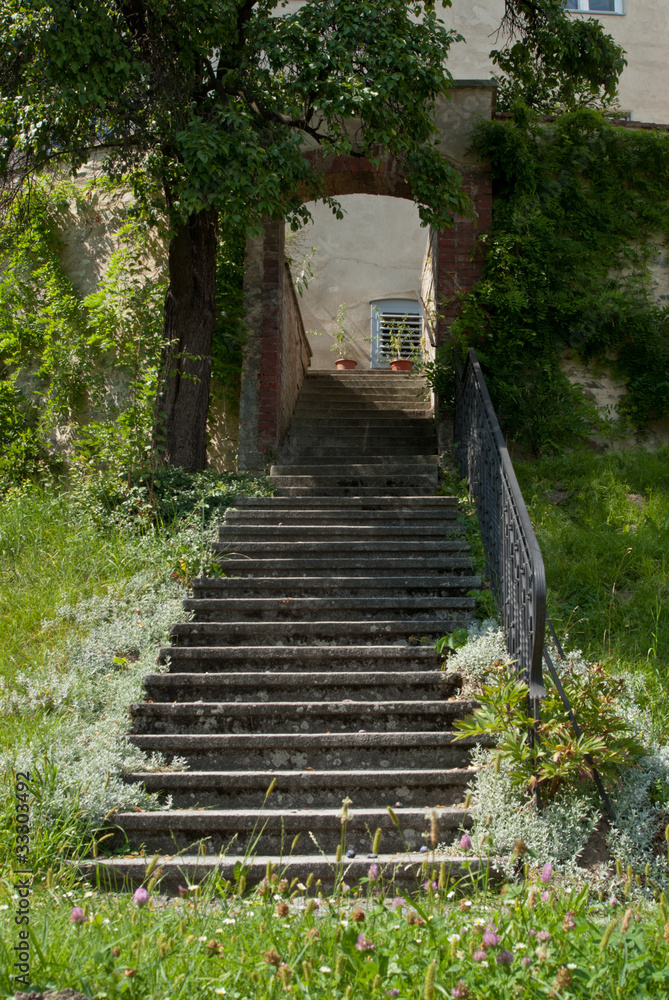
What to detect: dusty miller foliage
<box><xmin>442</xmin><ymin>623</ymin><xmax>669</xmax><ymax>893</ymax></box>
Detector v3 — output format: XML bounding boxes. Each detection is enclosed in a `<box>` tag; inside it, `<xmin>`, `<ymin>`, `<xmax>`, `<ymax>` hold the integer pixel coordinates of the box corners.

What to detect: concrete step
<box><xmin>274</xmin><ymin>454</ymin><xmax>438</xmax><ymax>466</ymax></box>
<box><xmin>270</xmin><ymin>463</ymin><xmax>438</xmax><ymax>477</ymax></box>
<box><xmin>87</xmin><ymin>853</ymin><xmax>481</xmax><ymax>892</ymax></box>
<box><xmin>157</xmin><ymin>645</ymin><xmax>444</xmax><ymax>672</ymax></box>
<box><xmin>223</xmin><ymin>507</ymin><xmax>458</xmax><ymax>522</ymax></box>
<box><xmin>281</xmin><ymin>445</ymin><xmax>437</xmax><ymax>459</ymax></box>
<box><xmin>270</xmin><ymin>475</ymin><xmax>438</xmax><ymax>489</ymax></box>
<box><xmin>169</xmin><ymin>617</ymin><xmax>473</xmax><ymax>647</ymax></box>
<box><xmin>143</xmin><ymin>670</ymin><xmax>462</xmax><ymax>702</ymax></box>
<box><xmin>230</xmin><ymin>497</ymin><xmax>458</xmax><ymax>509</ymax></box>
<box><xmin>300</xmin><ymin>385</ymin><xmax>431</xmax><ymax>409</ymax></box>
<box><xmin>193</xmin><ymin>556</ymin><xmax>474</xmax><ymax>577</ymax></box>
<box><xmin>272</xmin><ymin>487</ymin><xmax>437</xmax><ymax>497</ymax></box>
<box><xmin>216</xmin><ymin>524</ymin><xmax>460</xmax><ymax>541</ymax></box>
<box><xmin>291</xmin><ymin>408</ymin><xmax>432</xmax><ymax>420</ymax></box>
<box><xmin>191</xmin><ymin>575</ymin><xmax>481</xmax><ymax>598</ymax></box>
<box><xmin>129</xmin><ymin>698</ymin><xmax>477</xmax><ymax>734</ymax></box>
<box><xmin>110</xmin><ymin>806</ymin><xmax>473</xmax><ymax>855</ymax></box>
<box><xmin>128</xmin><ymin>731</ymin><xmax>484</xmax><ymax>771</ymax></box>
<box><xmin>288</xmin><ymin>416</ymin><xmax>434</xmax><ymax>426</ymax></box>
<box><xmin>184</xmin><ymin>596</ymin><xmax>476</xmax><ymax>622</ymax></box>
<box><xmin>123</xmin><ymin>767</ymin><xmax>474</xmax><ymax>809</ymax></box>
<box><xmin>211</xmin><ymin>541</ymin><xmax>467</xmax><ymax>557</ymax></box>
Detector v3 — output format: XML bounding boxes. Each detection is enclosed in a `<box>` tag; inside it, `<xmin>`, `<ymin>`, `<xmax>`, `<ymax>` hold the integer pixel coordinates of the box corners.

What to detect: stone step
<box><xmin>291</xmin><ymin>408</ymin><xmax>432</xmax><ymax>420</ymax></box>
<box><xmin>87</xmin><ymin>853</ymin><xmax>480</xmax><ymax>892</ymax></box>
<box><xmin>231</xmin><ymin>497</ymin><xmax>458</xmax><ymax>509</ymax></box>
<box><xmin>288</xmin><ymin>416</ymin><xmax>434</xmax><ymax>426</ymax></box>
<box><xmin>275</xmin><ymin>453</ymin><xmax>438</xmax><ymax>466</ymax></box>
<box><xmin>193</xmin><ymin>556</ymin><xmax>474</xmax><ymax>577</ymax></box>
<box><xmin>157</xmin><ymin>645</ymin><xmax>444</xmax><ymax>672</ymax></box>
<box><xmin>216</xmin><ymin>524</ymin><xmax>459</xmax><ymax>541</ymax></box>
<box><xmin>170</xmin><ymin>611</ymin><xmax>473</xmax><ymax>646</ymax></box>
<box><xmin>281</xmin><ymin>445</ymin><xmax>437</xmax><ymax>459</ymax></box>
<box><xmin>169</xmin><ymin>617</ymin><xmax>472</xmax><ymax>647</ymax></box>
<box><xmin>273</xmin><ymin>487</ymin><xmax>437</xmax><ymax>497</ymax></box>
<box><xmin>184</xmin><ymin>596</ymin><xmax>476</xmax><ymax>622</ymax></box>
<box><xmin>191</xmin><ymin>575</ymin><xmax>481</xmax><ymax>598</ymax></box>
<box><xmin>270</xmin><ymin>463</ymin><xmax>438</xmax><ymax>477</ymax></box>
<box><xmin>128</xmin><ymin>730</ymin><xmax>484</xmax><ymax>770</ymax></box>
<box><xmin>143</xmin><ymin>670</ymin><xmax>462</xmax><ymax>702</ymax></box>
<box><xmin>270</xmin><ymin>476</ymin><xmax>438</xmax><ymax>490</ymax></box>
<box><xmin>123</xmin><ymin>767</ymin><xmax>474</xmax><ymax>809</ymax></box>
<box><xmin>211</xmin><ymin>541</ymin><xmax>467</xmax><ymax>558</ymax></box>
<box><xmin>223</xmin><ymin>507</ymin><xmax>458</xmax><ymax>522</ymax></box>
<box><xmin>129</xmin><ymin>698</ymin><xmax>476</xmax><ymax>735</ymax></box>
<box><xmin>110</xmin><ymin>806</ymin><xmax>472</xmax><ymax>855</ymax></box>
<box><xmin>296</xmin><ymin>388</ymin><xmax>430</xmax><ymax>400</ymax></box>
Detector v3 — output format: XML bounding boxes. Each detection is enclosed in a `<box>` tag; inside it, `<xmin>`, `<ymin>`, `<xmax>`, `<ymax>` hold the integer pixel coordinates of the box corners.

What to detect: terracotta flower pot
<box><xmin>335</xmin><ymin>358</ymin><xmax>357</xmax><ymax>370</ymax></box>
<box><xmin>389</xmin><ymin>358</ymin><xmax>413</xmax><ymax>372</ymax></box>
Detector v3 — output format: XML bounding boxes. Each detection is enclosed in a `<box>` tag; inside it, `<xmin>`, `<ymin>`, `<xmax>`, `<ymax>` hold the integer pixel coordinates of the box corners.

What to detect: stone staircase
<box><xmin>98</xmin><ymin>372</ymin><xmax>481</xmax><ymax>889</ymax></box>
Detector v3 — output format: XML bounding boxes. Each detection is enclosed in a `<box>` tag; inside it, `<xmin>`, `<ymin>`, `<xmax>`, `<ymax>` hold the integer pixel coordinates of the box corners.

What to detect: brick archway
<box><xmin>237</xmin><ymin>149</ymin><xmax>492</xmax><ymax>471</ymax></box>
<box><xmin>301</xmin><ymin>150</ymin><xmax>414</xmax><ymax>201</ymax></box>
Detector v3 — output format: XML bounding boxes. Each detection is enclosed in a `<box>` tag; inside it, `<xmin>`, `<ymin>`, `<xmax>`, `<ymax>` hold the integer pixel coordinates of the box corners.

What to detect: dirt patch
<box><xmin>577</xmin><ymin>817</ymin><xmax>612</xmax><ymax>870</ymax></box>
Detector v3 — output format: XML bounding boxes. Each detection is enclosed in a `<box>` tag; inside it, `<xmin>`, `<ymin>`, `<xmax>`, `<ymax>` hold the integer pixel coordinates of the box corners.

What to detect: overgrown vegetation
<box><xmin>445</xmin><ymin>110</ymin><xmax>669</xmax><ymax>455</ymax></box>
<box><xmin>0</xmin><ymin>180</ymin><xmax>247</xmax><ymax>492</ymax></box>
<box><xmin>0</xmin><ymin>471</ymin><xmax>274</xmax><ymax>870</ymax></box>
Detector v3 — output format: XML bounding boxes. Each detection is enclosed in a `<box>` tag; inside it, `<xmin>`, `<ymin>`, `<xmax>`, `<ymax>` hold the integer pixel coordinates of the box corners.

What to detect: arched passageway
<box><xmin>237</xmin><ymin>90</ymin><xmax>494</xmax><ymax>471</ymax></box>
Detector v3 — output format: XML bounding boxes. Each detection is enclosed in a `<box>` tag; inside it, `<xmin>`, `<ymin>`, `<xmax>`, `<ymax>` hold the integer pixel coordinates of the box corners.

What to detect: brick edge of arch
<box><xmin>301</xmin><ymin>149</ymin><xmax>414</xmax><ymax>201</ymax></box>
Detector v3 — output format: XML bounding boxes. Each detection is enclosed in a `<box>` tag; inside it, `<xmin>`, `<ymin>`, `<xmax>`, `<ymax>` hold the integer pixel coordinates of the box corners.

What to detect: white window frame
<box><xmin>566</xmin><ymin>0</ymin><xmax>625</xmax><ymax>13</ymax></box>
<box><xmin>370</xmin><ymin>298</ymin><xmax>422</xmax><ymax>369</ymax></box>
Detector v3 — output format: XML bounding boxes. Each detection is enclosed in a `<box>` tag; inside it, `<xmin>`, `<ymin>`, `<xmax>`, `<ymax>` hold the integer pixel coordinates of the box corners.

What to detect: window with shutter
<box><xmin>565</xmin><ymin>0</ymin><xmax>624</xmax><ymax>13</ymax></box>
<box><xmin>370</xmin><ymin>298</ymin><xmax>422</xmax><ymax>368</ymax></box>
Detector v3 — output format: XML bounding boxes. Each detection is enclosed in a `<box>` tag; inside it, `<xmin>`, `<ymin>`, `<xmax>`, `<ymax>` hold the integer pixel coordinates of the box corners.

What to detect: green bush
<box><xmin>449</xmin><ymin>110</ymin><xmax>669</xmax><ymax>454</ymax></box>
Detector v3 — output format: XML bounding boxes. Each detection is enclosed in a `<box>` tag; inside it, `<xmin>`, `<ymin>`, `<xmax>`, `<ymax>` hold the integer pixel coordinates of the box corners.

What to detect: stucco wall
<box><xmin>284</xmin><ymin>0</ymin><xmax>668</xmax><ymax>126</ymax></box>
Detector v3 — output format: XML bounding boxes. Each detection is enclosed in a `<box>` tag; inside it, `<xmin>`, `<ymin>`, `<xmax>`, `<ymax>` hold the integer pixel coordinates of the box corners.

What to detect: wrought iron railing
<box><xmin>454</xmin><ymin>348</ymin><xmax>547</xmax><ymax>700</ymax></box>
<box><xmin>453</xmin><ymin>348</ymin><xmax>617</xmax><ymax>820</ymax></box>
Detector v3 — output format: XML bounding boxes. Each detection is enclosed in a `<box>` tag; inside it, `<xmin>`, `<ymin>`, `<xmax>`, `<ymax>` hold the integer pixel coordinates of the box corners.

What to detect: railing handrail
<box><xmin>454</xmin><ymin>347</ymin><xmax>546</xmax><ymax>699</ymax></box>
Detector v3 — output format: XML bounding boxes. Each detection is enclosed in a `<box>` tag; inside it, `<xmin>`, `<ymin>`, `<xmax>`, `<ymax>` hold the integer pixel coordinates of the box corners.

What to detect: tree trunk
<box><xmin>159</xmin><ymin>207</ymin><xmax>218</xmax><ymax>470</ymax></box>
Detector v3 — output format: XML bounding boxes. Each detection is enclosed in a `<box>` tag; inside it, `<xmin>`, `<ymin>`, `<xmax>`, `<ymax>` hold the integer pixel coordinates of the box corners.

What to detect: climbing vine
<box><xmin>0</xmin><ymin>181</ymin><xmax>247</xmax><ymax>492</ymax></box>
<box><xmin>447</xmin><ymin>109</ymin><xmax>669</xmax><ymax>454</ymax></box>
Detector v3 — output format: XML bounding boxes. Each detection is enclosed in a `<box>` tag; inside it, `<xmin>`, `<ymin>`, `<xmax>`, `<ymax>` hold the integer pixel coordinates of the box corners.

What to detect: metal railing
<box><xmin>454</xmin><ymin>348</ymin><xmax>547</xmax><ymax>700</ymax></box>
<box><xmin>453</xmin><ymin>347</ymin><xmax>617</xmax><ymax>821</ymax></box>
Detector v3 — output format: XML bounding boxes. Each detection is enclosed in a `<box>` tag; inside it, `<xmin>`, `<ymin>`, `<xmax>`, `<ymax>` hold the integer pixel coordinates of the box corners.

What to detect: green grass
<box><xmin>514</xmin><ymin>447</ymin><xmax>669</xmax><ymax>733</ymax></box>
<box><xmin>2</xmin><ymin>870</ymin><xmax>669</xmax><ymax>999</ymax></box>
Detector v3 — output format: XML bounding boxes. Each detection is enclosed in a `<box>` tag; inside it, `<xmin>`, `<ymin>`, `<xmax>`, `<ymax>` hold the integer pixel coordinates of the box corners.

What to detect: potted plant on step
<box><xmin>385</xmin><ymin>314</ymin><xmax>421</xmax><ymax>372</ymax></box>
<box><xmin>310</xmin><ymin>302</ymin><xmax>359</xmax><ymax>369</ymax></box>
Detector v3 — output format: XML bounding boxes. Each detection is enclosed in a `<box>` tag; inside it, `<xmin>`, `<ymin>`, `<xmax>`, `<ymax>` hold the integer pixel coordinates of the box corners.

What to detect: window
<box><xmin>566</xmin><ymin>0</ymin><xmax>624</xmax><ymax>12</ymax></box>
<box><xmin>370</xmin><ymin>298</ymin><xmax>422</xmax><ymax>368</ymax></box>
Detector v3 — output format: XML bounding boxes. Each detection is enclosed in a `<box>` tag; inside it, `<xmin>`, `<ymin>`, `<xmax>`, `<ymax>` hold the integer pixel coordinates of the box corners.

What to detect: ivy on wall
<box><xmin>448</xmin><ymin>109</ymin><xmax>669</xmax><ymax>455</ymax></box>
<box><xmin>0</xmin><ymin>181</ymin><xmax>247</xmax><ymax>492</ymax></box>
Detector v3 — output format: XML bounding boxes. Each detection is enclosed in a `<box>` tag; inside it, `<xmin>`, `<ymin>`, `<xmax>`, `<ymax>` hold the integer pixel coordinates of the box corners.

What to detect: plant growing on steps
<box><xmin>454</xmin><ymin>658</ymin><xmax>647</xmax><ymax>799</ymax></box>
